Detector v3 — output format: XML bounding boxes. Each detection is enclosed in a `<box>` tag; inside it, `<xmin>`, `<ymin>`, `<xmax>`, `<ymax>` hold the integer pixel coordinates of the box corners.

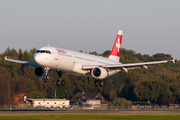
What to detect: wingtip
<box><xmin>5</xmin><ymin>56</ymin><xmax>7</xmax><ymax>59</ymax></box>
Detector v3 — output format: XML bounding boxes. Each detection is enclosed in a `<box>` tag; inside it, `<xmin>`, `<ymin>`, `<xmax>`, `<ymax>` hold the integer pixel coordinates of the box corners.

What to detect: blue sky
<box><xmin>0</xmin><ymin>0</ymin><xmax>180</xmax><ymax>60</ymax></box>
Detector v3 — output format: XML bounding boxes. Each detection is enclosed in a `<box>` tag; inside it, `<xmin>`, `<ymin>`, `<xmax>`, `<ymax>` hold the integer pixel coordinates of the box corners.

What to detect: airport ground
<box><xmin>0</xmin><ymin>110</ymin><xmax>180</xmax><ymax>120</ymax></box>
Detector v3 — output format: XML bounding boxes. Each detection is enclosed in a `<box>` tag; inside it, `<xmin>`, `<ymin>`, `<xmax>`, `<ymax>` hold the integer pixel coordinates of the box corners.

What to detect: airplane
<box><xmin>4</xmin><ymin>30</ymin><xmax>175</xmax><ymax>87</ymax></box>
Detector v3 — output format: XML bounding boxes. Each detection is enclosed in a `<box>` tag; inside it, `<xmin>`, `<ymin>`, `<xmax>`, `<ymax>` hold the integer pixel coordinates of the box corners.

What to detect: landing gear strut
<box><xmin>95</xmin><ymin>80</ymin><xmax>99</xmax><ymax>87</ymax></box>
<box><xmin>94</xmin><ymin>80</ymin><xmax>103</xmax><ymax>87</ymax></box>
<box><xmin>56</xmin><ymin>71</ymin><xmax>65</xmax><ymax>86</ymax></box>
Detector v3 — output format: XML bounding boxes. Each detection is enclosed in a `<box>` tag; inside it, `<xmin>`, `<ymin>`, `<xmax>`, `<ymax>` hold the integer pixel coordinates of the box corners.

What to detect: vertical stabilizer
<box><xmin>108</xmin><ymin>30</ymin><xmax>123</xmax><ymax>62</ymax></box>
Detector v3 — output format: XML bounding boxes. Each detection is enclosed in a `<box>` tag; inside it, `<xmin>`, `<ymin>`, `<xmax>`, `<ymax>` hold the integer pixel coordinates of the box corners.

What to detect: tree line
<box><xmin>0</xmin><ymin>47</ymin><xmax>179</xmax><ymax>105</ymax></box>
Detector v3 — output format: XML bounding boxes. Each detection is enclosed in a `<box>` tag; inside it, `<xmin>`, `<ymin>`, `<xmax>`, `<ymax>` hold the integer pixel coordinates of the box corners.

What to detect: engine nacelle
<box><xmin>91</xmin><ymin>67</ymin><xmax>107</xmax><ymax>79</ymax></box>
<box><xmin>34</xmin><ymin>66</ymin><xmax>45</xmax><ymax>78</ymax></box>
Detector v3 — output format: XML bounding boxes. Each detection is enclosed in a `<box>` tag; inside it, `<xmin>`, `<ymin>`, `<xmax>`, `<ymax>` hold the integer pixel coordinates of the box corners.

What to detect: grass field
<box><xmin>0</xmin><ymin>113</ymin><xmax>180</xmax><ymax>120</ymax></box>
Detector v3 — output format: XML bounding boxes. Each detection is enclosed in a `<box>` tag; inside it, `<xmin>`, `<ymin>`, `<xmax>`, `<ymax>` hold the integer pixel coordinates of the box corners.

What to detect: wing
<box><xmin>4</xmin><ymin>56</ymin><xmax>38</xmax><ymax>66</ymax></box>
<box><xmin>82</xmin><ymin>59</ymin><xmax>175</xmax><ymax>73</ymax></box>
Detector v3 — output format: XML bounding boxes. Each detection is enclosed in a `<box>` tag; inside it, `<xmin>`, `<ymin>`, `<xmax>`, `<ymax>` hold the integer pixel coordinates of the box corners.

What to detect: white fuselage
<box><xmin>34</xmin><ymin>46</ymin><xmax>121</xmax><ymax>77</ymax></box>
<box><xmin>5</xmin><ymin>30</ymin><xmax>173</xmax><ymax>81</ymax></box>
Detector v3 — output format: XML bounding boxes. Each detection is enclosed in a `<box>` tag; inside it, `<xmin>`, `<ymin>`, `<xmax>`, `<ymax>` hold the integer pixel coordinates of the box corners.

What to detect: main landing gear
<box><xmin>94</xmin><ymin>80</ymin><xmax>103</xmax><ymax>87</ymax></box>
<box><xmin>56</xmin><ymin>71</ymin><xmax>65</xmax><ymax>86</ymax></box>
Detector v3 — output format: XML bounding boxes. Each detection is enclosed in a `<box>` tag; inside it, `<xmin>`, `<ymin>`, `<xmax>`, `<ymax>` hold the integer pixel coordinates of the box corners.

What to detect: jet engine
<box><xmin>34</xmin><ymin>66</ymin><xmax>45</xmax><ymax>78</ymax></box>
<box><xmin>91</xmin><ymin>67</ymin><xmax>107</xmax><ymax>79</ymax></box>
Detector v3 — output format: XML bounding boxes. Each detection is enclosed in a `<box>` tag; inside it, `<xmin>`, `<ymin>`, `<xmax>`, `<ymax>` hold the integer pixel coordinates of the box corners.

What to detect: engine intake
<box><xmin>91</xmin><ymin>67</ymin><xmax>107</xmax><ymax>79</ymax></box>
<box><xmin>34</xmin><ymin>66</ymin><xmax>45</xmax><ymax>78</ymax></box>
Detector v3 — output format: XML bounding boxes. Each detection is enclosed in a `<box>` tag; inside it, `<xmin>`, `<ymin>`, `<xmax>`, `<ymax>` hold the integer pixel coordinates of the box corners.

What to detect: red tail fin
<box><xmin>108</xmin><ymin>30</ymin><xmax>123</xmax><ymax>61</ymax></box>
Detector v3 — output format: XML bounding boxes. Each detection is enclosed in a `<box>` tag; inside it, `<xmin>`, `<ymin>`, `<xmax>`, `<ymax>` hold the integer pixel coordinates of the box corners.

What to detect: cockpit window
<box><xmin>46</xmin><ymin>51</ymin><xmax>51</xmax><ymax>54</ymax></box>
<box><xmin>36</xmin><ymin>50</ymin><xmax>51</xmax><ymax>54</ymax></box>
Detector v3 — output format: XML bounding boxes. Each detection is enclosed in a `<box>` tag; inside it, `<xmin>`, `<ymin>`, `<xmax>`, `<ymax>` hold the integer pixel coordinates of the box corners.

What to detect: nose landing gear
<box><xmin>44</xmin><ymin>67</ymin><xmax>51</xmax><ymax>80</ymax></box>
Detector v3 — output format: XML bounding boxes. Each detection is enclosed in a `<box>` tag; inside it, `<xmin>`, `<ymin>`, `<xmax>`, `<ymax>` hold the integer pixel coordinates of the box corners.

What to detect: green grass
<box><xmin>0</xmin><ymin>113</ymin><xmax>180</xmax><ymax>120</ymax></box>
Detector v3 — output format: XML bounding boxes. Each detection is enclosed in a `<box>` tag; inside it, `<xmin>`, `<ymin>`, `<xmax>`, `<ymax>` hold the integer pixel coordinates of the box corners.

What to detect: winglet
<box><xmin>172</xmin><ymin>58</ymin><xmax>175</xmax><ymax>64</ymax></box>
<box><xmin>5</xmin><ymin>56</ymin><xmax>7</xmax><ymax>59</ymax></box>
<box><xmin>168</xmin><ymin>58</ymin><xmax>175</xmax><ymax>64</ymax></box>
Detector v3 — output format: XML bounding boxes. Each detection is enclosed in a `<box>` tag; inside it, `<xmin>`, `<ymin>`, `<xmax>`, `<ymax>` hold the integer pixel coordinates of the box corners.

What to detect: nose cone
<box><xmin>34</xmin><ymin>54</ymin><xmax>42</xmax><ymax>65</ymax></box>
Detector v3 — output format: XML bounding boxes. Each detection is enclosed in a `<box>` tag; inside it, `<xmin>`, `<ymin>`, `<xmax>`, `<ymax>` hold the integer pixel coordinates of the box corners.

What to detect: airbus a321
<box><xmin>5</xmin><ymin>30</ymin><xmax>174</xmax><ymax>87</ymax></box>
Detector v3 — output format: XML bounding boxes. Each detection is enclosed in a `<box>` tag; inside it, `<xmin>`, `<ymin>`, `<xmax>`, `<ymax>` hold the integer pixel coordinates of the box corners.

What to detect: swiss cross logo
<box><xmin>110</xmin><ymin>32</ymin><xmax>122</xmax><ymax>57</ymax></box>
<box><xmin>116</xmin><ymin>38</ymin><xmax>121</xmax><ymax>53</ymax></box>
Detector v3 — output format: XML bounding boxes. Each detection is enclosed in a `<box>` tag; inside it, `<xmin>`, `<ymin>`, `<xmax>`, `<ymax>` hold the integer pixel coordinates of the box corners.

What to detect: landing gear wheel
<box><xmin>95</xmin><ymin>80</ymin><xmax>99</xmax><ymax>87</ymax></box>
<box><xmin>99</xmin><ymin>80</ymin><xmax>103</xmax><ymax>87</ymax></box>
<box><xmin>56</xmin><ymin>79</ymin><xmax>65</xmax><ymax>86</ymax></box>
<box><xmin>44</xmin><ymin>75</ymin><xmax>49</xmax><ymax>80</ymax></box>
<box><xmin>57</xmin><ymin>80</ymin><xmax>61</xmax><ymax>86</ymax></box>
<box><xmin>61</xmin><ymin>80</ymin><xmax>65</xmax><ymax>86</ymax></box>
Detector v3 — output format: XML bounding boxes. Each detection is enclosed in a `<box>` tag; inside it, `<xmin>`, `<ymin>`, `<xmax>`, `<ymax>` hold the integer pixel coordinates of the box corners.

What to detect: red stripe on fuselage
<box><xmin>56</xmin><ymin>49</ymin><xmax>66</xmax><ymax>54</ymax></box>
